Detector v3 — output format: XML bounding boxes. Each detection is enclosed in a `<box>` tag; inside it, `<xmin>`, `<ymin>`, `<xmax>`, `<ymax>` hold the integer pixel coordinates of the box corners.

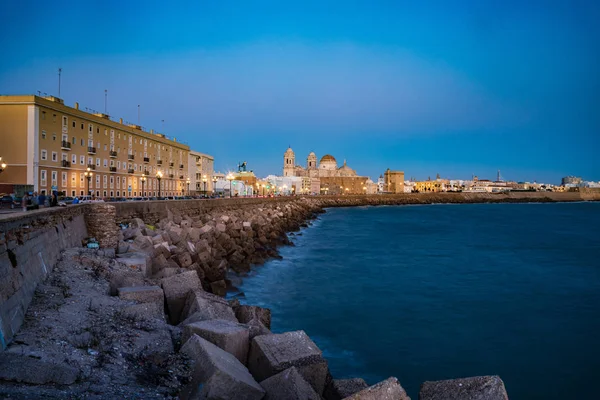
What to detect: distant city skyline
<box><xmin>1</xmin><ymin>1</ymin><xmax>598</xmax><ymax>184</ymax></box>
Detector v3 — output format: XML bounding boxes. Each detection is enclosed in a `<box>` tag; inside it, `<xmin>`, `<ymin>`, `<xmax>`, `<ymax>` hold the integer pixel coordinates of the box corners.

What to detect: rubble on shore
<box><xmin>0</xmin><ymin>198</ymin><xmax>510</xmax><ymax>399</ymax></box>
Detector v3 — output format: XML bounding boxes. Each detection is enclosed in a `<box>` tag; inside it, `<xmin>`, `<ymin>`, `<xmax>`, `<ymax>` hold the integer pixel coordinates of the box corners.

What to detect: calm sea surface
<box><xmin>237</xmin><ymin>203</ymin><xmax>600</xmax><ymax>399</ymax></box>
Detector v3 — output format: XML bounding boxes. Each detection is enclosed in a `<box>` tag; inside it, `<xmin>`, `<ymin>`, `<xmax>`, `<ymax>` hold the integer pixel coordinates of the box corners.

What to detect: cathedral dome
<box><xmin>319</xmin><ymin>154</ymin><xmax>337</xmax><ymax>170</ymax></box>
<box><xmin>320</xmin><ymin>154</ymin><xmax>336</xmax><ymax>163</ymax></box>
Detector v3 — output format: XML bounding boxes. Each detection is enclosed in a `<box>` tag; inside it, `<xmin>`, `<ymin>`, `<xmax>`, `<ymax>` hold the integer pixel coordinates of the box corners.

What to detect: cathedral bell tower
<box><xmin>307</xmin><ymin>152</ymin><xmax>317</xmax><ymax>170</ymax></box>
<box><xmin>283</xmin><ymin>147</ymin><xmax>295</xmax><ymax>177</ymax></box>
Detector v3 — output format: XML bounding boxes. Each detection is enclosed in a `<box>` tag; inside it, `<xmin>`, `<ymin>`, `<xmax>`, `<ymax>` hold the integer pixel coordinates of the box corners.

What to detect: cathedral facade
<box><xmin>283</xmin><ymin>147</ymin><xmax>359</xmax><ymax>178</ymax></box>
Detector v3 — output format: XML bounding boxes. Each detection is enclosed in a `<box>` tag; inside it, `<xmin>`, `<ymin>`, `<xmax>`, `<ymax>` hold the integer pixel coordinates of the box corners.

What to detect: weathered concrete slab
<box><xmin>324</xmin><ymin>378</ymin><xmax>368</xmax><ymax>400</ymax></box>
<box><xmin>116</xmin><ymin>252</ymin><xmax>151</xmax><ymax>275</ymax></box>
<box><xmin>180</xmin><ymin>289</ymin><xmax>237</xmax><ymax>323</ymax></box>
<box><xmin>260</xmin><ymin>366</ymin><xmax>320</xmax><ymax>400</ymax></box>
<box><xmin>419</xmin><ymin>375</ymin><xmax>508</xmax><ymax>400</ymax></box>
<box><xmin>0</xmin><ymin>353</ymin><xmax>79</xmax><ymax>385</ymax></box>
<box><xmin>180</xmin><ymin>334</ymin><xmax>264</xmax><ymax>400</ymax></box>
<box><xmin>121</xmin><ymin>302</ymin><xmax>165</xmax><ymax>321</ymax></box>
<box><xmin>182</xmin><ymin>319</ymin><xmax>250</xmax><ymax>363</ymax></box>
<box><xmin>343</xmin><ymin>377</ymin><xmax>410</xmax><ymax>400</ymax></box>
<box><xmin>248</xmin><ymin>330</ymin><xmax>328</xmax><ymax>395</ymax></box>
<box><xmin>160</xmin><ymin>270</ymin><xmax>202</xmax><ymax>324</ymax></box>
<box><xmin>235</xmin><ymin>305</ymin><xmax>271</xmax><ymax>329</ymax></box>
<box><xmin>118</xmin><ymin>285</ymin><xmax>164</xmax><ymax>308</ymax></box>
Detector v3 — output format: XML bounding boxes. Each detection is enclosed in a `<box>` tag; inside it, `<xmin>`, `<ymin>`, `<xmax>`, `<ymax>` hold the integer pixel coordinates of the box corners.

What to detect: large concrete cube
<box><xmin>235</xmin><ymin>305</ymin><xmax>271</xmax><ymax>329</ymax></box>
<box><xmin>248</xmin><ymin>330</ymin><xmax>328</xmax><ymax>395</ymax></box>
<box><xmin>118</xmin><ymin>285</ymin><xmax>164</xmax><ymax>307</ymax></box>
<box><xmin>182</xmin><ymin>319</ymin><xmax>250</xmax><ymax>363</ymax></box>
<box><xmin>324</xmin><ymin>378</ymin><xmax>368</xmax><ymax>400</ymax></box>
<box><xmin>180</xmin><ymin>289</ymin><xmax>237</xmax><ymax>323</ymax></box>
<box><xmin>260</xmin><ymin>367</ymin><xmax>320</xmax><ymax>400</ymax></box>
<box><xmin>160</xmin><ymin>270</ymin><xmax>202</xmax><ymax>324</ymax></box>
<box><xmin>344</xmin><ymin>377</ymin><xmax>410</xmax><ymax>400</ymax></box>
<box><xmin>180</xmin><ymin>334</ymin><xmax>264</xmax><ymax>400</ymax></box>
<box><xmin>419</xmin><ymin>375</ymin><xmax>508</xmax><ymax>400</ymax></box>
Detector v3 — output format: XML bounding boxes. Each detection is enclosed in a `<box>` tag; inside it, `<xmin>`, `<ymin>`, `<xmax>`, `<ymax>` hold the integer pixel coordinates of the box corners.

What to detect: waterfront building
<box><xmin>415</xmin><ymin>179</ymin><xmax>443</xmax><ymax>192</ymax></box>
<box><xmin>0</xmin><ymin>95</ymin><xmax>189</xmax><ymax>197</ymax></box>
<box><xmin>403</xmin><ymin>180</ymin><xmax>415</xmax><ymax>193</ymax></box>
<box><xmin>561</xmin><ymin>176</ymin><xmax>582</xmax><ymax>185</ymax></box>
<box><xmin>282</xmin><ymin>147</ymin><xmax>369</xmax><ymax>194</ymax></box>
<box><xmin>383</xmin><ymin>169</ymin><xmax>405</xmax><ymax>193</ymax></box>
<box><xmin>188</xmin><ymin>151</ymin><xmax>214</xmax><ymax>196</ymax></box>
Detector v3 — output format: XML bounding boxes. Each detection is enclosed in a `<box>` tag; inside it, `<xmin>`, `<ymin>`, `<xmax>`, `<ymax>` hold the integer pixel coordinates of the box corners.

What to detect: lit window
<box><xmin>41</xmin><ymin>150</ymin><xmax>47</xmax><ymax>160</ymax></box>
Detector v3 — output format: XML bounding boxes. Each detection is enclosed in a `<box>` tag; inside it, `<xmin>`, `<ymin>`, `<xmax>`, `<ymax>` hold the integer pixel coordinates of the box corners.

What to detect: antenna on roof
<box><xmin>58</xmin><ymin>68</ymin><xmax>62</xmax><ymax>97</ymax></box>
<box><xmin>104</xmin><ymin>90</ymin><xmax>108</xmax><ymax>114</ymax></box>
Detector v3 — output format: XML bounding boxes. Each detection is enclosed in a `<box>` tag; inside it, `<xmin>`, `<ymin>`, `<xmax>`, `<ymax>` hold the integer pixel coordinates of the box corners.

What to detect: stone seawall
<box><xmin>0</xmin><ymin>206</ymin><xmax>88</xmax><ymax>349</ymax></box>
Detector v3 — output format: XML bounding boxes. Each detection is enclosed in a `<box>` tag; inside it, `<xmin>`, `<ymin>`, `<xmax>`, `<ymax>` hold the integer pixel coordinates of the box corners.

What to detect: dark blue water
<box><xmin>237</xmin><ymin>203</ymin><xmax>600</xmax><ymax>399</ymax></box>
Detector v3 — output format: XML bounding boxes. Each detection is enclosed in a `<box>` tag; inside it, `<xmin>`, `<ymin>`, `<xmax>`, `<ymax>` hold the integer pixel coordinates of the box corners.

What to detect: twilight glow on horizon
<box><xmin>1</xmin><ymin>1</ymin><xmax>598</xmax><ymax>183</ymax></box>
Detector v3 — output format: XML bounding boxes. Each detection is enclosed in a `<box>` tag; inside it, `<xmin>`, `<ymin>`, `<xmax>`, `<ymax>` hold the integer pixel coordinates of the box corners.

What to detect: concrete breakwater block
<box><xmin>182</xmin><ymin>319</ymin><xmax>250</xmax><ymax>364</ymax></box>
<box><xmin>180</xmin><ymin>289</ymin><xmax>237</xmax><ymax>324</ymax></box>
<box><xmin>343</xmin><ymin>377</ymin><xmax>410</xmax><ymax>400</ymax></box>
<box><xmin>419</xmin><ymin>375</ymin><xmax>508</xmax><ymax>400</ymax></box>
<box><xmin>324</xmin><ymin>378</ymin><xmax>368</xmax><ymax>400</ymax></box>
<box><xmin>248</xmin><ymin>330</ymin><xmax>328</xmax><ymax>395</ymax></box>
<box><xmin>260</xmin><ymin>366</ymin><xmax>320</xmax><ymax>400</ymax></box>
<box><xmin>160</xmin><ymin>270</ymin><xmax>202</xmax><ymax>324</ymax></box>
<box><xmin>180</xmin><ymin>334</ymin><xmax>265</xmax><ymax>400</ymax></box>
<box><xmin>118</xmin><ymin>285</ymin><xmax>164</xmax><ymax>308</ymax></box>
<box><xmin>235</xmin><ymin>305</ymin><xmax>272</xmax><ymax>329</ymax></box>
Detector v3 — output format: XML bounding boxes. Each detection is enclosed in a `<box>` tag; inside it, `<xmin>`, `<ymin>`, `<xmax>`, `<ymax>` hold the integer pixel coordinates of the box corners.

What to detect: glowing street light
<box><xmin>202</xmin><ymin>174</ymin><xmax>207</xmax><ymax>197</ymax></box>
<box><xmin>84</xmin><ymin>167</ymin><xmax>93</xmax><ymax>196</ymax></box>
<box><xmin>186</xmin><ymin>177</ymin><xmax>191</xmax><ymax>196</ymax></box>
<box><xmin>140</xmin><ymin>173</ymin><xmax>147</xmax><ymax>196</ymax></box>
<box><xmin>156</xmin><ymin>170</ymin><xmax>163</xmax><ymax>198</ymax></box>
<box><xmin>226</xmin><ymin>173</ymin><xmax>234</xmax><ymax>197</ymax></box>
<box><xmin>212</xmin><ymin>176</ymin><xmax>218</xmax><ymax>196</ymax></box>
<box><xmin>0</xmin><ymin>157</ymin><xmax>7</xmax><ymax>174</ymax></box>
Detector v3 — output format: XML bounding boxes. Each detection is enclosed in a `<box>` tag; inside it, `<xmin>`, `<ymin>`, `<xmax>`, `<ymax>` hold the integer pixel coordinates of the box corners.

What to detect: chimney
<box><xmin>119</xmin><ymin>118</ymin><xmax>123</xmax><ymax>124</ymax></box>
<box><xmin>75</xmin><ymin>102</ymin><xmax>79</xmax><ymax>110</ymax></box>
<box><xmin>150</xmin><ymin>129</ymin><xmax>154</xmax><ymax>134</ymax></box>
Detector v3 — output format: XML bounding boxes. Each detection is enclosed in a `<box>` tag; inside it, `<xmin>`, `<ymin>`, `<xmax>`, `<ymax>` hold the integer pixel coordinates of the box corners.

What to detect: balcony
<box><xmin>87</xmin><ymin>146</ymin><xmax>96</xmax><ymax>154</ymax></box>
<box><xmin>157</xmin><ymin>160</ymin><xmax>162</xmax><ymax>165</ymax></box>
<box><xmin>109</xmin><ymin>151</ymin><xmax>117</xmax><ymax>158</ymax></box>
<box><xmin>143</xmin><ymin>157</ymin><xmax>150</xmax><ymax>163</ymax></box>
<box><xmin>179</xmin><ymin>175</ymin><xmax>184</xmax><ymax>179</ymax></box>
<box><xmin>128</xmin><ymin>154</ymin><xmax>135</xmax><ymax>160</ymax></box>
<box><xmin>61</xmin><ymin>141</ymin><xmax>71</xmax><ymax>150</ymax></box>
<box><xmin>109</xmin><ymin>166</ymin><xmax>117</xmax><ymax>172</ymax></box>
<box><xmin>168</xmin><ymin>162</ymin><xmax>174</xmax><ymax>167</ymax></box>
<box><xmin>87</xmin><ymin>164</ymin><xmax>96</xmax><ymax>170</ymax></box>
<box><xmin>61</xmin><ymin>160</ymin><xmax>71</xmax><ymax>168</ymax></box>
<box><xmin>128</xmin><ymin>169</ymin><xmax>134</xmax><ymax>174</ymax></box>
<box><xmin>179</xmin><ymin>164</ymin><xmax>184</xmax><ymax>169</ymax></box>
<box><xmin>169</xmin><ymin>174</ymin><xmax>174</xmax><ymax>179</ymax></box>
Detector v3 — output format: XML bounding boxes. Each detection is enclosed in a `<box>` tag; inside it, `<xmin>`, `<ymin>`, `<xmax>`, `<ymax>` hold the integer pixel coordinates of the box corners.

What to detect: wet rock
<box><xmin>210</xmin><ymin>280</ymin><xmax>227</xmax><ymax>296</ymax></box>
<box><xmin>419</xmin><ymin>375</ymin><xmax>509</xmax><ymax>400</ymax></box>
<box><xmin>235</xmin><ymin>305</ymin><xmax>271</xmax><ymax>329</ymax></box>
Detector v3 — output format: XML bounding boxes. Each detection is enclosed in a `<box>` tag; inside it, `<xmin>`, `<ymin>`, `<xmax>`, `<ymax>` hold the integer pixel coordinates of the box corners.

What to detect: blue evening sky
<box><xmin>1</xmin><ymin>0</ymin><xmax>598</xmax><ymax>183</ymax></box>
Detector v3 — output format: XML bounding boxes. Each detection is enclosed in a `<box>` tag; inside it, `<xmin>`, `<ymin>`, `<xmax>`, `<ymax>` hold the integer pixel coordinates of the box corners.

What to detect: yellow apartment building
<box><xmin>0</xmin><ymin>95</ymin><xmax>190</xmax><ymax>198</ymax></box>
<box><xmin>414</xmin><ymin>179</ymin><xmax>443</xmax><ymax>192</ymax></box>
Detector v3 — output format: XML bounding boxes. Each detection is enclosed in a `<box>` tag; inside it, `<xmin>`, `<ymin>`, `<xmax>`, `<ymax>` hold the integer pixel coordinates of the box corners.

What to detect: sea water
<box><xmin>237</xmin><ymin>202</ymin><xmax>600</xmax><ymax>399</ymax></box>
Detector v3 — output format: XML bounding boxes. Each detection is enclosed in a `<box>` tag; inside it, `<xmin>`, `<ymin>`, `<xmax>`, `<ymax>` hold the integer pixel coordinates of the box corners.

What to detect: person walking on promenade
<box><xmin>21</xmin><ymin>193</ymin><xmax>29</xmax><ymax>212</ymax></box>
<box><xmin>38</xmin><ymin>192</ymin><xmax>46</xmax><ymax>208</ymax></box>
<box><xmin>50</xmin><ymin>193</ymin><xmax>58</xmax><ymax>207</ymax></box>
<box><xmin>72</xmin><ymin>196</ymin><xmax>80</xmax><ymax>204</ymax></box>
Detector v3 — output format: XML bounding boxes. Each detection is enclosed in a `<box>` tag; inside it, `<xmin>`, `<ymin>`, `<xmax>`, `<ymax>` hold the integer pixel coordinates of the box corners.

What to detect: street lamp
<box><xmin>283</xmin><ymin>184</ymin><xmax>287</xmax><ymax>196</ymax></box>
<box><xmin>186</xmin><ymin>177</ymin><xmax>190</xmax><ymax>196</ymax></box>
<box><xmin>212</xmin><ymin>176</ymin><xmax>218</xmax><ymax>196</ymax></box>
<box><xmin>0</xmin><ymin>157</ymin><xmax>6</xmax><ymax>174</ymax></box>
<box><xmin>141</xmin><ymin>173</ymin><xmax>146</xmax><ymax>197</ymax></box>
<box><xmin>84</xmin><ymin>167</ymin><xmax>93</xmax><ymax>196</ymax></box>
<box><xmin>156</xmin><ymin>170</ymin><xmax>163</xmax><ymax>198</ymax></box>
<box><xmin>261</xmin><ymin>184</ymin><xmax>265</xmax><ymax>197</ymax></box>
<box><xmin>226</xmin><ymin>173</ymin><xmax>234</xmax><ymax>198</ymax></box>
<box><xmin>202</xmin><ymin>174</ymin><xmax>207</xmax><ymax>197</ymax></box>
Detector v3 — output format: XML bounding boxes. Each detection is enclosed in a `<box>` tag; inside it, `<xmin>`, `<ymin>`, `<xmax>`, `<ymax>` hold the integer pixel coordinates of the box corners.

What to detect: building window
<box><xmin>117</xmin><ymin>161</ymin><xmax>121</xmax><ymax>169</ymax></box>
<box><xmin>96</xmin><ymin>158</ymin><xmax>100</xmax><ymax>166</ymax></box>
<box><xmin>72</xmin><ymin>136</ymin><xmax>76</xmax><ymax>144</ymax></box>
<box><xmin>96</xmin><ymin>175</ymin><xmax>100</xmax><ymax>188</ymax></box>
<box><xmin>80</xmin><ymin>173</ymin><xmax>84</xmax><ymax>188</ymax></box>
<box><xmin>103</xmin><ymin>159</ymin><xmax>108</xmax><ymax>167</ymax></box>
<box><xmin>52</xmin><ymin>134</ymin><xmax>56</xmax><ymax>141</ymax></box>
<box><xmin>71</xmin><ymin>172</ymin><xmax>76</xmax><ymax>186</ymax></box>
<box><xmin>88</xmin><ymin>157</ymin><xmax>93</xmax><ymax>165</ymax></box>
<box><xmin>62</xmin><ymin>172</ymin><xmax>67</xmax><ymax>187</ymax></box>
<box><xmin>53</xmin><ymin>114</ymin><xmax>56</xmax><ymax>122</ymax></box>
<box><xmin>41</xmin><ymin>130</ymin><xmax>46</xmax><ymax>139</ymax></box>
<box><xmin>72</xmin><ymin>154</ymin><xmax>76</xmax><ymax>164</ymax></box>
<box><xmin>98</xmin><ymin>128</ymin><xmax>100</xmax><ymax>134</ymax></box>
<box><xmin>61</xmin><ymin>153</ymin><xmax>67</xmax><ymax>161</ymax></box>
<box><xmin>51</xmin><ymin>171</ymin><xmax>57</xmax><ymax>185</ymax></box>
<box><xmin>103</xmin><ymin>175</ymin><xmax>107</xmax><ymax>188</ymax></box>
<box><xmin>51</xmin><ymin>151</ymin><xmax>57</xmax><ymax>162</ymax></box>
<box><xmin>72</xmin><ymin>121</ymin><xmax>76</xmax><ymax>128</ymax></box>
<box><xmin>80</xmin><ymin>155</ymin><xmax>85</xmax><ymax>165</ymax></box>
<box><xmin>81</xmin><ymin>138</ymin><xmax>84</xmax><ymax>146</ymax></box>
<box><xmin>41</xmin><ymin>170</ymin><xmax>47</xmax><ymax>185</ymax></box>
<box><xmin>42</xmin><ymin>111</ymin><xmax>46</xmax><ymax>120</ymax></box>
<box><xmin>81</xmin><ymin>123</ymin><xmax>84</xmax><ymax>129</ymax></box>
<box><xmin>89</xmin><ymin>124</ymin><xmax>93</xmax><ymax>133</ymax></box>
<box><xmin>104</xmin><ymin>144</ymin><xmax>107</xmax><ymax>151</ymax></box>
<box><xmin>41</xmin><ymin>150</ymin><xmax>47</xmax><ymax>160</ymax></box>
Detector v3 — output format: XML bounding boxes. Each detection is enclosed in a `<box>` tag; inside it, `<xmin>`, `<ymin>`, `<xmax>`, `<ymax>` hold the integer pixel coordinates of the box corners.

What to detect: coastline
<box><xmin>2</xmin><ymin>192</ymin><xmax>598</xmax><ymax>398</ymax></box>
